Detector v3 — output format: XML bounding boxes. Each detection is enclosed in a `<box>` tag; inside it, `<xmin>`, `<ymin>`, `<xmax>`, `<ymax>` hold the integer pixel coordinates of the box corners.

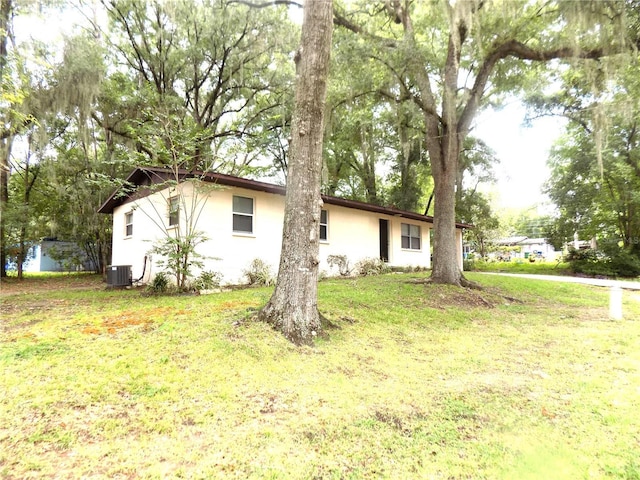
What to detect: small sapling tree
<box><xmin>133</xmin><ymin>112</ymin><xmax>219</xmax><ymax>291</ymax></box>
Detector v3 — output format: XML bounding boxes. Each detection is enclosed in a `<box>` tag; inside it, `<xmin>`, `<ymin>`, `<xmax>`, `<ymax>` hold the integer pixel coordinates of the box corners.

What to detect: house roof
<box><xmin>519</xmin><ymin>238</ymin><xmax>549</xmax><ymax>245</ymax></box>
<box><xmin>494</xmin><ymin>236</ymin><xmax>551</xmax><ymax>246</ymax></box>
<box><xmin>495</xmin><ymin>236</ymin><xmax>528</xmax><ymax>245</ymax></box>
<box><xmin>98</xmin><ymin>166</ymin><xmax>473</xmax><ymax>229</ymax></box>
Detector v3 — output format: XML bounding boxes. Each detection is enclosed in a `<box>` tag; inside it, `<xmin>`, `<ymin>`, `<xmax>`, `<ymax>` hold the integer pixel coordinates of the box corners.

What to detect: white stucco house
<box><xmin>98</xmin><ymin>167</ymin><xmax>470</xmax><ymax>285</ymax></box>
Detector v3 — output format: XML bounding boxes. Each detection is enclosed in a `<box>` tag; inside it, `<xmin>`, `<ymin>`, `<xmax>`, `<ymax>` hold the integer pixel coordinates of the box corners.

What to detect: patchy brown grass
<box><xmin>81</xmin><ymin>307</ymin><xmax>192</xmax><ymax>335</ymax></box>
<box><xmin>0</xmin><ymin>273</ymin><xmax>104</xmax><ymax>297</ymax></box>
<box><xmin>1</xmin><ymin>272</ymin><xmax>639</xmax><ymax>479</ymax></box>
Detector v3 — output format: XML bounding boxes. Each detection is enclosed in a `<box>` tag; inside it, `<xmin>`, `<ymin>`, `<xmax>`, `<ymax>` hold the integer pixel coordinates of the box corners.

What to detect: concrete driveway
<box><xmin>476</xmin><ymin>272</ymin><xmax>640</xmax><ymax>291</ymax></box>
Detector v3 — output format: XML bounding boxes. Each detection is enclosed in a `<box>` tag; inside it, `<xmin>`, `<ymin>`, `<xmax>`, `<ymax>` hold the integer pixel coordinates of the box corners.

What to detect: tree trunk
<box><xmin>429</xmin><ymin>4</ymin><xmax>467</xmax><ymax>286</ymax></box>
<box><xmin>0</xmin><ymin>0</ymin><xmax>11</xmax><ymax>278</ymax></box>
<box><xmin>430</xmin><ymin>142</ymin><xmax>463</xmax><ymax>285</ymax></box>
<box><xmin>0</xmin><ymin>138</ymin><xmax>9</xmax><ymax>278</ymax></box>
<box><xmin>258</xmin><ymin>0</ymin><xmax>333</xmax><ymax>346</ymax></box>
<box><xmin>362</xmin><ymin>155</ymin><xmax>378</xmax><ymax>205</ymax></box>
<box><xmin>17</xmin><ymin>225</ymin><xmax>25</xmax><ymax>280</ymax></box>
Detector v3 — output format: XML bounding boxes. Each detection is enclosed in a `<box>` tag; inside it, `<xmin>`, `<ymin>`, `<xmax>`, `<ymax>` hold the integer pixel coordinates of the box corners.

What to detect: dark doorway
<box><xmin>379</xmin><ymin>219</ymin><xmax>389</xmax><ymax>262</ymax></box>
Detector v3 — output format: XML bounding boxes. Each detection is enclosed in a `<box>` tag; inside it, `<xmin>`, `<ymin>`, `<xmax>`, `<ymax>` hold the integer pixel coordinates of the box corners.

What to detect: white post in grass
<box><xmin>609</xmin><ymin>286</ymin><xmax>623</xmax><ymax>320</ymax></box>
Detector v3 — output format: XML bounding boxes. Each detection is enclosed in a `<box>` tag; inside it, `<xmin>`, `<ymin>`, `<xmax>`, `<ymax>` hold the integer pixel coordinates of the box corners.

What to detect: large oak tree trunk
<box><xmin>428</xmin><ymin>5</ymin><xmax>466</xmax><ymax>286</ymax></box>
<box><xmin>430</xmin><ymin>144</ymin><xmax>463</xmax><ymax>285</ymax></box>
<box><xmin>258</xmin><ymin>0</ymin><xmax>333</xmax><ymax>345</ymax></box>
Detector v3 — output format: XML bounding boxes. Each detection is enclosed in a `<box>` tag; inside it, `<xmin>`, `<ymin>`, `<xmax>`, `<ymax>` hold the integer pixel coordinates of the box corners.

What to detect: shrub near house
<box><xmin>565</xmin><ymin>247</ymin><xmax>640</xmax><ymax>278</ymax></box>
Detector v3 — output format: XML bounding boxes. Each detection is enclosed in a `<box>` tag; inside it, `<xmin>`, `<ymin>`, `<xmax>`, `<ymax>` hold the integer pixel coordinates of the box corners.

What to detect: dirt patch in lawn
<box><xmin>81</xmin><ymin>307</ymin><xmax>190</xmax><ymax>335</ymax></box>
<box><xmin>407</xmin><ymin>281</ymin><xmax>518</xmax><ymax>309</ymax></box>
<box><xmin>0</xmin><ymin>274</ymin><xmax>105</xmax><ymax>297</ymax></box>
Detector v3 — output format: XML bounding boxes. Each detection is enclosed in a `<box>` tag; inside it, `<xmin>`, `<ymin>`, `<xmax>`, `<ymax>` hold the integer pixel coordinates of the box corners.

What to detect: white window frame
<box><xmin>124</xmin><ymin>211</ymin><xmax>134</xmax><ymax>237</ymax></box>
<box><xmin>232</xmin><ymin>195</ymin><xmax>254</xmax><ymax>234</ymax></box>
<box><xmin>401</xmin><ymin>223</ymin><xmax>421</xmax><ymax>250</ymax></box>
<box><xmin>320</xmin><ymin>209</ymin><xmax>328</xmax><ymax>242</ymax></box>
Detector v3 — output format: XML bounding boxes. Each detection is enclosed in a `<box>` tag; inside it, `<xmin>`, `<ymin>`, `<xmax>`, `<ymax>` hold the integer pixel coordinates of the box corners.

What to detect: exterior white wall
<box><xmin>387</xmin><ymin>217</ymin><xmax>431</xmax><ymax>269</ymax></box>
<box><xmin>110</xmin><ymin>182</ymin><xmax>460</xmax><ymax>286</ymax></box>
<box><xmin>318</xmin><ymin>206</ymin><xmax>431</xmax><ymax>276</ymax></box>
<box><xmin>457</xmin><ymin>229</ymin><xmax>464</xmax><ymax>271</ymax></box>
<box><xmin>198</xmin><ymin>185</ymin><xmax>286</xmax><ymax>284</ymax></box>
<box><xmin>112</xmin><ymin>182</ymin><xmax>286</xmax><ymax>285</ymax></box>
<box><xmin>519</xmin><ymin>240</ymin><xmax>561</xmax><ymax>261</ymax></box>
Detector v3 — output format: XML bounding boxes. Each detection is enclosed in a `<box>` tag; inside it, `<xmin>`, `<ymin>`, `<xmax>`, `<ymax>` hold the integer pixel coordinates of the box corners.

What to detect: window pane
<box><xmin>233</xmin><ymin>214</ymin><xmax>253</xmax><ymax>233</ymax></box>
<box><xmin>233</xmin><ymin>196</ymin><xmax>253</xmax><ymax>214</ymax></box>
<box><xmin>320</xmin><ymin>209</ymin><xmax>327</xmax><ymax>224</ymax></box>
<box><xmin>402</xmin><ymin>223</ymin><xmax>422</xmax><ymax>249</ymax></box>
<box><xmin>169</xmin><ymin>198</ymin><xmax>179</xmax><ymax>226</ymax></box>
<box><xmin>126</xmin><ymin>224</ymin><xmax>133</xmax><ymax>236</ymax></box>
<box><xmin>320</xmin><ymin>225</ymin><xmax>327</xmax><ymax>241</ymax></box>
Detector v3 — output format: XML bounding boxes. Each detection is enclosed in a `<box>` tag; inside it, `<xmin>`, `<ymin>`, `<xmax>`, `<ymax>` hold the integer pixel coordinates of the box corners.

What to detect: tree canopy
<box><xmin>544</xmin><ymin>61</ymin><xmax>640</xmax><ymax>253</ymax></box>
<box><xmin>2</xmin><ymin>0</ymin><xmax>639</xmax><ymax>288</ymax></box>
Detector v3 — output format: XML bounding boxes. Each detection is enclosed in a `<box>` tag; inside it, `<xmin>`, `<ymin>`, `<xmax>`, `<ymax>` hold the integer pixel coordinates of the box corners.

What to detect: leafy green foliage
<box><xmin>458</xmin><ymin>192</ymin><xmax>500</xmax><ymax>259</ymax></box>
<box><xmin>103</xmin><ymin>0</ymin><xmax>297</xmax><ymax>173</ymax></box>
<box><xmin>150</xmin><ymin>231</ymin><xmax>208</xmax><ymax>291</ymax></box>
<box><xmin>466</xmin><ymin>258</ymin><xmax>571</xmax><ymax>275</ymax></box>
<box><xmin>353</xmin><ymin>257</ymin><xmax>391</xmax><ymax>276</ymax></box>
<box><xmin>243</xmin><ymin>258</ymin><xmax>275</xmax><ymax>286</ymax></box>
<box><xmin>192</xmin><ymin>270</ymin><xmax>222</xmax><ymax>292</ymax></box>
<box><xmin>146</xmin><ymin>271</ymin><xmax>170</xmax><ymax>294</ymax></box>
<box><xmin>46</xmin><ymin>244</ymin><xmax>89</xmax><ymax>273</ymax></box>
<box><xmin>564</xmin><ymin>247</ymin><xmax>640</xmax><ymax>278</ymax></box>
<box><xmin>540</xmin><ymin>58</ymin><xmax>640</xmax><ymax>253</ymax></box>
<box><xmin>2</xmin><ymin>1</ymin><xmax>298</xmax><ymax>278</ymax></box>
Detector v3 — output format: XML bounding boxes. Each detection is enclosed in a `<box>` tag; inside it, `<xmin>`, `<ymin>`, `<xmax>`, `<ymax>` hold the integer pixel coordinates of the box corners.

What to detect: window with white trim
<box><xmin>233</xmin><ymin>195</ymin><xmax>254</xmax><ymax>233</ymax></box>
<box><xmin>125</xmin><ymin>211</ymin><xmax>134</xmax><ymax>237</ymax></box>
<box><xmin>401</xmin><ymin>223</ymin><xmax>421</xmax><ymax>250</ymax></box>
<box><xmin>168</xmin><ymin>196</ymin><xmax>179</xmax><ymax>227</ymax></box>
<box><xmin>320</xmin><ymin>209</ymin><xmax>328</xmax><ymax>241</ymax></box>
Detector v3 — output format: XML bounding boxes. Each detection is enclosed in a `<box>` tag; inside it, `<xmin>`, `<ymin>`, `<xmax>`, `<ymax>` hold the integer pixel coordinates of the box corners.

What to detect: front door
<box><xmin>379</xmin><ymin>219</ymin><xmax>389</xmax><ymax>262</ymax></box>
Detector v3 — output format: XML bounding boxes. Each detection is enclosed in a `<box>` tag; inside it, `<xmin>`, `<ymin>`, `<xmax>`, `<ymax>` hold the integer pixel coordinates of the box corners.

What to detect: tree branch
<box><xmin>459</xmin><ymin>40</ymin><xmax>612</xmax><ymax>135</ymax></box>
<box><xmin>333</xmin><ymin>7</ymin><xmax>398</xmax><ymax>48</ymax></box>
<box><xmin>227</xmin><ymin>0</ymin><xmax>302</xmax><ymax>8</ymax></box>
<box><xmin>0</xmin><ymin>116</ymin><xmax>35</xmax><ymax>141</ymax></box>
<box><xmin>90</xmin><ymin>112</ymin><xmax>155</xmax><ymax>159</ymax></box>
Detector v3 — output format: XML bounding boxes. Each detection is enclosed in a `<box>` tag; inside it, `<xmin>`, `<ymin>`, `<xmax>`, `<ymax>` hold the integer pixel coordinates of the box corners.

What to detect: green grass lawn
<box><xmin>466</xmin><ymin>259</ymin><xmax>573</xmax><ymax>275</ymax></box>
<box><xmin>1</xmin><ymin>273</ymin><xmax>639</xmax><ymax>479</ymax></box>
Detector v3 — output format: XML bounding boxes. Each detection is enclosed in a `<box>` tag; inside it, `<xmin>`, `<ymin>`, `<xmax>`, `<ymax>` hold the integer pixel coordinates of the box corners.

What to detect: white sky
<box><xmin>474</xmin><ymin>103</ymin><xmax>567</xmax><ymax>214</ymax></box>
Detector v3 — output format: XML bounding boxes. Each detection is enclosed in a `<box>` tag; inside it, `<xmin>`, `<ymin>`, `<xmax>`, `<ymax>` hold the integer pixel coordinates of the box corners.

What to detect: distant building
<box><xmin>16</xmin><ymin>239</ymin><xmax>94</xmax><ymax>273</ymax></box>
<box><xmin>491</xmin><ymin>236</ymin><xmax>561</xmax><ymax>261</ymax></box>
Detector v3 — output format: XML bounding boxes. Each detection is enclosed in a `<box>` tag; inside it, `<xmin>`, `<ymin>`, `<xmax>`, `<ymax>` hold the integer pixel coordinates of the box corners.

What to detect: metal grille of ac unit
<box><xmin>106</xmin><ymin>265</ymin><xmax>132</xmax><ymax>287</ymax></box>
